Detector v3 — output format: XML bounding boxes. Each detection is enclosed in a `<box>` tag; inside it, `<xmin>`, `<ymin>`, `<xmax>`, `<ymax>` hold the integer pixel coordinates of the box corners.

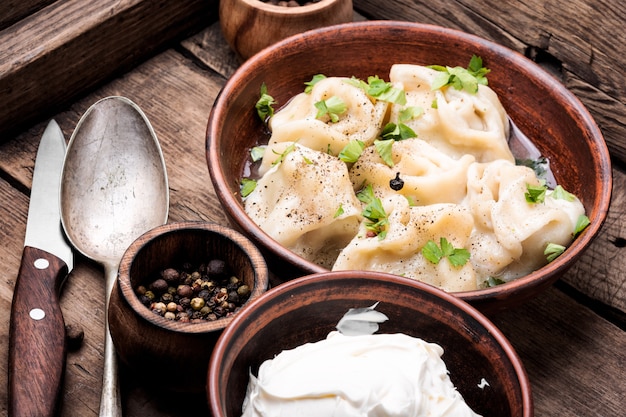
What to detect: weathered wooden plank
<box><xmin>0</xmin><ymin>0</ymin><xmax>217</xmax><ymax>139</ymax></box>
<box><xmin>353</xmin><ymin>0</ymin><xmax>626</xmax><ymax>164</ymax></box>
<box><xmin>491</xmin><ymin>287</ymin><xmax>626</xmax><ymax>417</ymax></box>
<box><xmin>0</xmin><ymin>0</ymin><xmax>56</xmax><ymax>31</ymax></box>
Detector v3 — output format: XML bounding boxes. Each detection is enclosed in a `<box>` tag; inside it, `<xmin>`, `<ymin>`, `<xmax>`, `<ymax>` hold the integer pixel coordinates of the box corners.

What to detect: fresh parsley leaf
<box><xmin>398</xmin><ymin>106</ymin><xmax>423</xmax><ymax>123</ymax></box>
<box><xmin>484</xmin><ymin>276</ymin><xmax>506</xmax><ymax>288</ymax></box>
<box><xmin>422</xmin><ymin>237</ymin><xmax>470</xmax><ymax>267</ymax></box>
<box><xmin>545</xmin><ymin>242</ymin><xmax>565</xmax><ymax>262</ymax></box>
<box><xmin>255</xmin><ymin>83</ymin><xmax>276</xmax><ymax>122</ymax></box>
<box><xmin>240</xmin><ymin>178</ymin><xmax>257</xmax><ymax>197</ymax></box>
<box><xmin>315</xmin><ymin>96</ymin><xmax>347</xmax><ymax>122</ymax></box>
<box><xmin>374</xmin><ymin>139</ymin><xmax>395</xmax><ymax>167</ymax></box>
<box><xmin>272</xmin><ymin>142</ymin><xmax>297</xmax><ymax>166</ymax></box>
<box><xmin>428</xmin><ymin>55</ymin><xmax>490</xmax><ymax>94</ymax></box>
<box><xmin>334</xmin><ymin>204</ymin><xmax>344</xmax><ymax>218</ymax></box>
<box><xmin>574</xmin><ymin>215</ymin><xmax>590</xmax><ymax>237</ymax></box>
<box><xmin>551</xmin><ymin>185</ymin><xmax>576</xmax><ymax>201</ymax></box>
<box><xmin>431</xmin><ymin>99</ymin><xmax>438</xmax><ymax>109</ymax></box>
<box><xmin>357</xmin><ymin>184</ymin><xmax>388</xmax><ymax>239</ymax></box>
<box><xmin>422</xmin><ymin>240</ymin><xmax>444</xmax><ymax>264</ymax></box>
<box><xmin>250</xmin><ymin>146</ymin><xmax>266</xmax><ymax>162</ymax></box>
<box><xmin>338</xmin><ymin>140</ymin><xmax>366</xmax><ymax>163</ymax></box>
<box><xmin>516</xmin><ymin>157</ymin><xmax>548</xmax><ymax>179</ymax></box>
<box><xmin>381</xmin><ymin>122</ymin><xmax>417</xmax><ymax>141</ymax></box>
<box><xmin>525</xmin><ymin>181</ymin><xmax>547</xmax><ymax>204</ymax></box>
<box><xmin>304</xmin><ymin>74</ymin><xmax>327</xmax><ymax>94</ymax></box>
<box><xmin>366</xmin><ymin>75</ymin><xmax>407</xmax><ymax>105</ymax></box>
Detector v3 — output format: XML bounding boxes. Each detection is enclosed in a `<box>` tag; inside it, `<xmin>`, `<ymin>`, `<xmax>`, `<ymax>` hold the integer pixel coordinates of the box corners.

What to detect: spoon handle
<box><xmin>8</xmin><ymin>246</ymin><xmax>68</xmax><ymax>417</ymax></box>
<box><xmin>100</xmin><ymin>266</ymin><xmax>122</xmax><ymax>417</ymax></box>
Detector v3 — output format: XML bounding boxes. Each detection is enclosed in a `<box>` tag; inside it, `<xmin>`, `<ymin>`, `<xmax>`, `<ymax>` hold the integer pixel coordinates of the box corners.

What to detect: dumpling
<box><xmin>269</xmin><ymin>77</ymin><xmax>389</xmax><ymax>146</ymax></box>
<box><xmin>349</xmin><ymin>138</ymin><xmax>475</xmax><ymax>205</ymax></box>
<box><xmin>244</xmin><ymin>142</ymin><xmax>362</xmax><ymax>268</ymax></box>
<box><xmin>464</xmin><ymin>159</ymin><xmax>585</xmax><ymax>282</ymax></box>
<box><xmin>389</xmin><ymin>64</ymin><xmax>514</xmax><ymax>163</ymax></box>
<box><xmin>333</xmin><ymin>195</ymin><xmax>477</xmax><ymax>292</ymax></box>
<box><xmin>258</xmin><ymin>119</ymin><xmax>349</xmax><ymax>177</ymax></box>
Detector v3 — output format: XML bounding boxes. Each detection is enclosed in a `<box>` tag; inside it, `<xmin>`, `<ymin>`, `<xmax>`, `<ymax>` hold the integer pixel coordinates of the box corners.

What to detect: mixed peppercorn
<box><xmin>135</xmin><ymin>259</ymin><xmax>251</xmax><ymax>323</ymax></box>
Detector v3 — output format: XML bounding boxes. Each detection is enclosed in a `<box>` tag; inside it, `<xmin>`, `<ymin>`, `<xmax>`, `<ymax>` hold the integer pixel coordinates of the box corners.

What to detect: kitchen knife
<box><xmin>8</xmin><ymin>120</ymin><xmax>74</xmax><ymax>417</ymax></box>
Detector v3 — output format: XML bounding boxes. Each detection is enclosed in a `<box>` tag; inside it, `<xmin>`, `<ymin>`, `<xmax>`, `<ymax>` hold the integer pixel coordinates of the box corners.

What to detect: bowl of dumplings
<box><xmin>206</xmin><ymin>20</ymin><xmax>612</xmax><ymax>312</ymax></box>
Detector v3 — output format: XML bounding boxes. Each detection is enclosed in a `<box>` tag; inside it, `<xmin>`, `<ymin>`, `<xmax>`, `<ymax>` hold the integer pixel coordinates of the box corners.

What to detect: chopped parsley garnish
<box><xmin>255</xmin><ymin>83</ymin><xmax>276</xmax><ymax>122</ymax></box>
<box><xmin>516</xmin><ymin>157</ymin><xmax>549</xmax><ymax>179</ymax></box>
<box><xmin>422</xmin><ymin>237</ymin><xmax>470</xmax><ymax>267</ymax></box>
<box><xmin>334</xmin><ymin>204</ymin><xmax>344</xmax><ymax>218</ymax></box>
<box><xmin>304</xmin><ymin>74</ymin><xmax>327</xmax><ymax>93</ymax></box>
<box><xmin>429</xmin><ymin>55</ymin><xmax>490</xmax><ymax>94</ymax></box>
<box><xmin>574</xmin><ymin>215</ymin><xmax>590</xmax><ymax>237</ymax></box>
<box><xmin>346</xmin><ymin>75</ymin><xmax>407</xmax><ymax>105</ymax></box>
<box><xmin>357</xmin><ymin>184</ymin><xmax>388</xmax><ymax>239</ymax></box>
<box><xmin>250</xmin><ymin>146</ymin><xmax>266</xmax><ymax>162</ymax></box>
<box><xmin>544</xmin><ymin>242</ymin><xmax>565</xmax><ymax>262</ymax></box>
<box><xmin>315</xmin><ymin>96</ymin><xmax>347</xmax><ymax>122</ymax></box>
<box><xmin>484</xmin><ymin>276</ymin><xmax>506</xmax><ymax>287</ymax></box>
<box><xmin>338</xmin><ymin>140</ymin><xmax>366</xmax><ymax>163</ymax></box>
<box><xmin>240</xmin><ymin>178</ymin><xmax>257</xmax><ymax>197</ymax></box>
<box><xmin>525</xmin><ymin>181</ymin><xmax>547</xmax><ymax>203</ymax></box>
<box><xmin>551</xmin><ymin>185</ymin><xmax>576</xmax><ymax>201</ymax></box>
<box><xmin>272</xmin><ymin>143</ymin><xmax>297</xmax><ymax>166</ymax></box>
<box><xmin>374</xmin><ymin>139</ymin><xmax>395</xmax><ymax>167</ymax></box>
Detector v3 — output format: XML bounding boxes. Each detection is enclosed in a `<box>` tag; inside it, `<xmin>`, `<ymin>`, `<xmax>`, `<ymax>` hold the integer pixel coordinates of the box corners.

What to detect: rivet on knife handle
<box><xmin>8</xmin><ymin>246</ymin><xmax>68</xmax><ymax>417</ymax></box>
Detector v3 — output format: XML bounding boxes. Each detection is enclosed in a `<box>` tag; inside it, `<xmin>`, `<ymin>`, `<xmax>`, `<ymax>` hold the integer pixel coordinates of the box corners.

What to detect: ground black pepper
<box><xmin>135</xmin><ymin>259</ymin><xmax>251</xmax><ymax>323</ymax></box>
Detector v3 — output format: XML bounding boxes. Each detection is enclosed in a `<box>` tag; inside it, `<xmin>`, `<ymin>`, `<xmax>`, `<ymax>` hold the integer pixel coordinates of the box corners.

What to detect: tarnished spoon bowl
<box><xmin>60</xmin><ymin>96</ymin><xmax>169</xmax><ymax>416</ymax></box>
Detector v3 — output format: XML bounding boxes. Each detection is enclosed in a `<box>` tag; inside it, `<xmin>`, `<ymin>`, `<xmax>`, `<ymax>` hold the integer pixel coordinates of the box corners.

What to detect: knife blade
<box><xmin>8</xmin><ymin>119</ymin><xmax>74</xmax><ymax>417</ymax></box>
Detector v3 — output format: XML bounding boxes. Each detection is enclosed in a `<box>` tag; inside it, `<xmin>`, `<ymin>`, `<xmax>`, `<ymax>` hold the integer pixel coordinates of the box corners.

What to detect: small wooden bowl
<box><xmin>108</xmin><ymin>221</ymin><xmax>269</xmax><ymax>392</ymax></box>
<box><xmin>219</xmin><ymin>0</ymin><xmax>353</xmax><ymax>60</ymax></box>
<box><xmin>206</xmin><ymin>21</ymin><xmax>613</xmax><ymax>313</ymax></box>
<box><xmin>208</xmin><ymin>271</ymin><xmax>533</xmax><ymax>417</ymax></box>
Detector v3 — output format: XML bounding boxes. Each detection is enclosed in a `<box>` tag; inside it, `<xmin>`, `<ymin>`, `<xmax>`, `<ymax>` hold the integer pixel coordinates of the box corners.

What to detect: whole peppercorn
<box><xmin>237</xmin><ymin>285</ymin><xmax>251</xmax><ymax>297</ymax></box>
<box><xmin>161</xmin><ymin>267</ymin><xmax>180</xmax><ymax>283</ymax></box>
<box><xmin>190</xmin><ymin>297</ymin><xmax>205</xmax><ymax>311</ymax></box>
<box><xmin>208</xmin><ymin>259</ymin><xmax>227</xmax><ymax>277</ymax></box>
<box><xmin>389</xmin><ymin>172</ymin><xmax>405</xmax><ymax>191</ymax></box>
<box><xmin>150</xmin><ymin>278</ymin><xmax>168</xmax><ymax>293</ymax></box>
<box><xmin>164</xmin><ymin>311</ymin><xmax>176</xmax><ymax>320</ymax></box>
<box><xmin>177</xmin><ymin>284</ymin><xmax>193</xmax><ymax>298</ymax></box>
<box><xmin>166</xmin><ymin>302</ymin><xmax>178</xmax><ymax>312</ymax></box>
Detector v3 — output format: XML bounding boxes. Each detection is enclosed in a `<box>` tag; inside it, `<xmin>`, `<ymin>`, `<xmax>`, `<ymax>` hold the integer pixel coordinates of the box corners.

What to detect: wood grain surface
<box><xmin>0</xmin><ymin>2</ymin><xmax>624</xmax><ymax>417</ymax></box>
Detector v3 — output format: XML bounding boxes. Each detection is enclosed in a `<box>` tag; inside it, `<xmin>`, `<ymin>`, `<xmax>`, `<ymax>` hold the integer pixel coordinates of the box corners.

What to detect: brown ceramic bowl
<box><xmin>108</xmin><ymin>221</ymin><xmax>269</xmax><ymax>392</ymax></box>
<box><xmin>206</xmin><ymin>21</ymin><xmax>612</xmax><ymax>312</ymax></box>
<box><xmin>208</xmin><ymin>271</ymin><xmax>533</xmax><ymax>417</ymax></box>
<box><xmin>219</xmin><ymin>0</ymin><xmax>354</xmax><ymax>60</ymax></box>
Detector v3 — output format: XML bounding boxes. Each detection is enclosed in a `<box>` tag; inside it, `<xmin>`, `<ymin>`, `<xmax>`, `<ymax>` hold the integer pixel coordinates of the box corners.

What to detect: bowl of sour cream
<box><xmin>207</xmin><ymin>271</ymin><xmax>533</xmax><ymax>417</ymax></box>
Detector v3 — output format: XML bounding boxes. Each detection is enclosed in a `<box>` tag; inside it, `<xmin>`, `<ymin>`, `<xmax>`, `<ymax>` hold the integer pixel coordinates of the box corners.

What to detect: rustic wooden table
<box><xmin>1</xmin><ymin>1</ymin><xmax>624</xmax><ymax>416</ymax></box>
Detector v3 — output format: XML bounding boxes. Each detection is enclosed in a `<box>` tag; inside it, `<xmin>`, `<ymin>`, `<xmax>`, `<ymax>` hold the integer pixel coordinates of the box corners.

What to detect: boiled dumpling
<box><xmin>244</xmin><ymin>142</ymin><xmax>362</xmax><ymax>268</ymax></box>
<box><xmin>389</xmin><ymin>64</ymin><xmax>514</xmax><ymax>163</ymax></box>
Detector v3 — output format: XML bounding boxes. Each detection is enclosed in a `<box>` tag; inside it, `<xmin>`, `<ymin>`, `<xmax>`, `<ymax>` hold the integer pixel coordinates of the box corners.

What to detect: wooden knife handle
<box><xmin>9</xmin><ymin>246</ymin><xmax>68</xmax><ymax>417</ymax></box>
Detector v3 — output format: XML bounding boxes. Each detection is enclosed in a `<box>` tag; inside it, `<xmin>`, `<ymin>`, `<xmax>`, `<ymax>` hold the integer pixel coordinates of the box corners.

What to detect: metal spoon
<box><xmin>60</xmin><ymin>96</ymin><xmax>169</xmax><ymax>416</ymax></box>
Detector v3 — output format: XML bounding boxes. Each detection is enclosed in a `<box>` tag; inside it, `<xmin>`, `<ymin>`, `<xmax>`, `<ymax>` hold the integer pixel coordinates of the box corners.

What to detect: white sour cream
<box><xmin>241</xmin><ymin>331</ymin><xmax>482</xmax><ymax>417</ymax></box>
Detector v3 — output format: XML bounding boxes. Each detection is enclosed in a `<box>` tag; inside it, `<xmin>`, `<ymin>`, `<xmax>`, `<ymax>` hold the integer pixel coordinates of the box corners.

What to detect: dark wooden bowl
<box><xmin>219</xmin><ymin>0</ymin><xmax>354</xmax><ymax>60</ymax></box>
<box><xmin>206</xmin><ymin>21</ymin><xmax>612</xmax><ymax>312</ymax></box>
<box><xmin>208</xmin><ymin>271</ymin><xmax>533</xmax><ymax>417</ymax></box>
<box><xmin>108</xmin><ymin>221</ymin><xmax>269</xmax><ymax>392</ymax></box>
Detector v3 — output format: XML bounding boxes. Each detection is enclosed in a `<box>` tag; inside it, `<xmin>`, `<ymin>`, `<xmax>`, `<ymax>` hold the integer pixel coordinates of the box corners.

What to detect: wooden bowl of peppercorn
<box><xmin>108</xmin><ymin>221</ymin><xmax>269</xmax><ymax>393</ymax></box>
<box><xmin>206</xmin><ymin>20</ymin><xmax>612</xmax><ymax>313</ymax></box>
<box><xmin>219</xmin><ymin>0</ymin><xmax>354</xmax><ymax>60</ymax></box>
